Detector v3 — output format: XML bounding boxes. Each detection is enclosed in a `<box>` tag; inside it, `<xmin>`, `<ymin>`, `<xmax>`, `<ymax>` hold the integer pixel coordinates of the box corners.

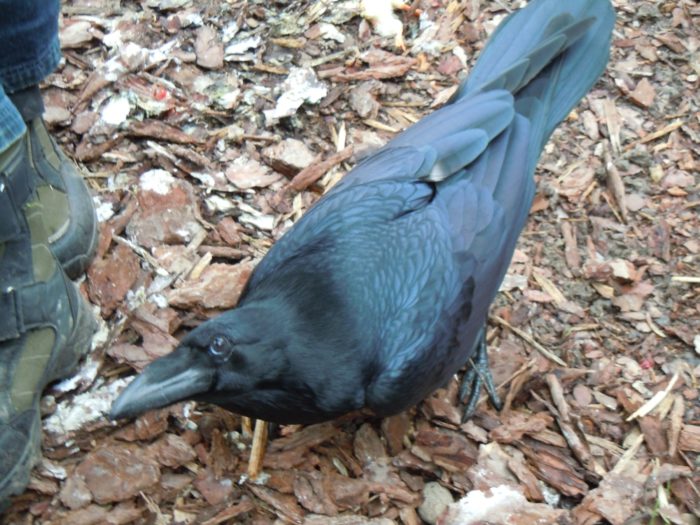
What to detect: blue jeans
<box><xmin>0</xmin><ymin>0</ymin><xmax>61</xmax><ymax>153</ymax></box>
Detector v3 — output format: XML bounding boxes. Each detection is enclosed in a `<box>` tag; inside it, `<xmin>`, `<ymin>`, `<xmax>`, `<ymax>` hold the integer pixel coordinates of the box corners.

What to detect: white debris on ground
<box><xmin>263</xmin><ymin>67</ymin><xmax>328</xmax><ymax>124</ymax></box>
<box><xmin>43</xmin><ymin>377</ymin><xmax>131</xmax><ymax>441</ymax></box>
<box><xmin>139</xmin><ymin>169</ymin><xmax>176</xmax><ymax>195</ymax></box>
<box><xmin>93</xmin><ymin>196</ymin><xmax>115</xmax><ymax>223</ymax></box>
<box><xmin>439</xmin><ymin>485</ymin><xmax>567</xmax><ymax>525</ymax></box>
<box><xmin>100</xmin><ymin>95</ymin><xmax>131</xmax><ymax>126</ymax></box>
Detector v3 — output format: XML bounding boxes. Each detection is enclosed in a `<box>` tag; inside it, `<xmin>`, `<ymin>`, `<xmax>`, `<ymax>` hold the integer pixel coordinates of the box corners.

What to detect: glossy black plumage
<box><xmin>111</xmin><ymin>0</ymin><xmax>615</xmax><ymax>425</ymax></box>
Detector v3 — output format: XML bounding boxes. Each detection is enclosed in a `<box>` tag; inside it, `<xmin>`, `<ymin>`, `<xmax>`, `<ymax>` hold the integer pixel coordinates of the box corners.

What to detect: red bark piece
<box><xmin>353</xmin><ymin>423</ymin><xmax>387</xmax><ymax>465</ymax></box>
<box><xmin>126</xmin><ymin>171</ymin><xmax>205</xmax><ymax>248</ymax></box>
<box><xmin>293</xmin><ymin>471</ymin><xmax>339</xmax><ymax>515</ymax></box>
<box><xmin>87</xmin><ymin>243</ymin><xmax>140</xmax><ymax>316</ymax></box>
<box><xmin>75</xmin><ymin>445</ymin><xmax>161</xmax><ymax>504</ymax></box>
<box><xmin>217</xmin><ymin>216</ymin><xmax>242</xmax><ymax>246</ymax></box>
<box><xmin>381</xmin><ymin>412</ymin><xmax>410</xmax><ymax>455</ymax></box>
<box><xmin>59</xmin><ymin>474</ymin><xmax>92</xmax><ymax>510</ymax></box>
<box><xmin>149</xmin><ymin>433</ymin><xmax>197</xmax><ymax>468</ymax></box>
<box><xmin>226</xmin><ymin>156</ymin><xmax>281</xmax><ymax>189</ymax></box>
<box><xmin>193</xmin><ymin>468</ymin><xmax>235</xmax><ymax>506</ymax></box>
<box><xmin>167</xmin><ymin>261</ymin><xmax>253</xmax><ymax>310</ymax></box>
<box><xmin>248</xmin><ymin>485</ymin><xmax>305</xmax><ymax>524</ymax></box>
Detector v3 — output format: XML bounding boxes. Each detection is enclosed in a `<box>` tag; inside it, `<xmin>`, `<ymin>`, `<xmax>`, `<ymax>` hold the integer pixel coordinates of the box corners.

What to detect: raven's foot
<box><xmin>459</xmin><ymin>331</ymin><xmax>503</xmax><ymax>422</ymax></box>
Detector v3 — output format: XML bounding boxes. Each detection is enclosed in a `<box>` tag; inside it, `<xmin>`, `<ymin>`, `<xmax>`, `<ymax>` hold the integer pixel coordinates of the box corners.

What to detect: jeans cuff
<box><xmin>0</xmin><ymin>35</ymin><xmax>61</xmax><ymax>94</ymax></box>
<box><xmin>0</xmin><ymin>86</ymin><xmax>27</xmax><ymax>154</ymax></box>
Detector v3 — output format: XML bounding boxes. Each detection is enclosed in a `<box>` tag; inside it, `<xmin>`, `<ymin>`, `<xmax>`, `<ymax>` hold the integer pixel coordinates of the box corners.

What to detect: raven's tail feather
<box><xmin>455</xmin><ymin>0</ymin><xmax>615</xmax><ymax>160</ymax></box>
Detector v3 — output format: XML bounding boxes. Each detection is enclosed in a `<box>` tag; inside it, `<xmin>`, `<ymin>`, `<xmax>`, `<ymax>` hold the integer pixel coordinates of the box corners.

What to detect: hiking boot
<box><xmin>8</xmin><ymin>85</ymin><xmax>97</xmax><ymax>279</ymax></box>
<box><xmin>0</xmin><ymin>137</ymin><xmax>96</xmax><ymax>511</ymax></box>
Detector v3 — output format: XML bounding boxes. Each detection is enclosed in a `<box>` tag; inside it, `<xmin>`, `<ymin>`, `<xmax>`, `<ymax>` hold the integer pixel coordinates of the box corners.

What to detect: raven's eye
<box><xmin>208</xmin><ymin>336</ymin><xmax>232</xmax><ymax>361</ymax></box>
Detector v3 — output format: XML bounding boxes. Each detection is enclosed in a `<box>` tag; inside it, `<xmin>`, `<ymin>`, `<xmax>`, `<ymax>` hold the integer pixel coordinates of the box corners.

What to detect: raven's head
<box><xmin>110</xmin><ymin>305</ymin><xmax>289</xmax><ymax>421</ymax></box>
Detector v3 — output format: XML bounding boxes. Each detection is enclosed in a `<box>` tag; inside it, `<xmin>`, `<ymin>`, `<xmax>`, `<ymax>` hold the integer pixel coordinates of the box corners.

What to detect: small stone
<box><xmin>418</xmin><ymin>481</ymin><xmax>453</xmax><ymax>524</ymax></box>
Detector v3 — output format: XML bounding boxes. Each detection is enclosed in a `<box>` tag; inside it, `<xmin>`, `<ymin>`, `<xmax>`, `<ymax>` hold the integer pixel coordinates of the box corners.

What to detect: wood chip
<box><xmin>629</xmin><ymin>119</ymin><xmax>685</xmax><ymax>149</ymax></box>
<box><xmin>604</xmin><ymin>99</ymin><xmax>621</xmax><ymax>155</ymax></box>
<box><xmin>561</xmin><ymin>222</ymin><xmax>581</xmax><ymax>272</ymax></box>
<box><xmin>668</xmin><ymin>395</ymin><xmax>685</xmax><ymax>457</ymax></box>
<box><xmin>604</xmin><ymin>145</ymin><xmax>627</xmax><ymax>222</ymax></box>
<box><xmin>248</xmin><ymin>485</ymin><xmax>304</xmax><ymax>524</ymax></box>
<box><xmin>626</xmin><ymin>372</ymin><xmax>679</xmax><ymax>421</ymax></box>
<box><xmin>129</xmin><ymin>120</ymin><xmax>205</xmax><ymax>144</ymax></box>
<box><xmin>289</xmin><ymin>146</ymin><xmax>354</xmax><ymax>191</ymax></box>
<box><xmin>678</xmin><ymin>424</ymin><xmax>700</xmax><ymax>453</ymax></box>
<box><xmin>628</xmin><ymin>78</ymin><xmax>655</xmax><ymax>108</ymax></box>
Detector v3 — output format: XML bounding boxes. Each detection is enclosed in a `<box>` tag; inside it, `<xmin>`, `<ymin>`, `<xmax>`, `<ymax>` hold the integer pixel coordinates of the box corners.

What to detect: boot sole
<box><xmin>0</xmin><ymin>293</ymin><xmax>96</xmax><ymax>510</ymax></box>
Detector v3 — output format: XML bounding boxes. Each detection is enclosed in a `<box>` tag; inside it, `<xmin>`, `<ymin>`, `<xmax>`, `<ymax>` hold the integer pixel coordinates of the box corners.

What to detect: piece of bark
<box><xmin>561</xmin><ymin>222</ymin><xmax>581</xmax><ymax>272</ymax></box>
<box><xmin>517</xmin><ymin>438</ymin><xmax>588</xmax><ymax>497</ymax></box>
<box><xmin>248</xmin><ymin>485</ymin><xmax>304</xmax><ymax>524</ymax></box>
<box><xmin>288</xmin><ymin>146</ymin><xmax>353</xmax><ymax>191</ymax></box>
<box><xmin>129</xmin><ymin>120</ymin><xmax>204</xmax><ymax>144</ymax></box>
<box><xmin>638</xmin><ymin>416</ymin><xmax>668</xmax><ymax>457</ymax></box>
<box><xmin>667</xmin><ymin>395</ymin><xmax>684</xmax><ymax>457</ymax></box>
<box><xmin>507</xmin><ymin>452</ymin><xmax>544</xmax><ymax>502</ymax></box>
<box><xmin>678</xmin><ymin>424</ymin><xmax>700</xmax><ymax>453</ymax></box>
<box><xmin>605</xmin><ymin>146</ymin><xmax>627</xmax><ymax>222</ymax></box>
<box><xmin>200</xmin><ymin>498</ymin><xmax>255</xmax><ymax>525</ymax></box>
<box><xmin>546</xmin><ymin>374</ymin><xmax>603</xmax><ymax>477</ymax></box>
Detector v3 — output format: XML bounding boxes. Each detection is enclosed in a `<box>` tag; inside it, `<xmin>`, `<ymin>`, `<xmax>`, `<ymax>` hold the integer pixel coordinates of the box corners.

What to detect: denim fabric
<box><xmin>0</xmin><ymin>85</ymin><xmax>25</xmax><ymax>153</ymax></box>
<box><xmin>0</xmin><ymin>0</ymin><xmax>61</xmax><ymax>153</ymax></box>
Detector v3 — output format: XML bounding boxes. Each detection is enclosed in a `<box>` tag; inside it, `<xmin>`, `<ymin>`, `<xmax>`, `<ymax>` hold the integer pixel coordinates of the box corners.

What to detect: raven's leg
<box><xmin>459</xmin><ymin>328</ymin><xmax>503</xmax><ymax>421</ymax></box>
<box><xmin>247</xmin><ymin>419</ymin><xmax>269</xmax><ymax>480</ymax></box>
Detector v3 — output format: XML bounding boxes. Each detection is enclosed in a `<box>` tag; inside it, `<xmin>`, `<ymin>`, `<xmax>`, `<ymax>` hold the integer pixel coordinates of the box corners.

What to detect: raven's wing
<box><xmin>246</xmin><ymin>89</ymin><xmax>516</xmax><ymax>292</ymax></box>
<box><xmin>365</xmin><ymin>113</ymin><xmax>535</xmax><ymax>414</ymax></box>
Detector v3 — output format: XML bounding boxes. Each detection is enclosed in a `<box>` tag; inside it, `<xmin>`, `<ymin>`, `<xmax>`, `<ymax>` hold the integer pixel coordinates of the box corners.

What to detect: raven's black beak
<box><xmin>110</xmin><ymin>345</ymin><xmax>215</xmax><ymax>420</ymax></box>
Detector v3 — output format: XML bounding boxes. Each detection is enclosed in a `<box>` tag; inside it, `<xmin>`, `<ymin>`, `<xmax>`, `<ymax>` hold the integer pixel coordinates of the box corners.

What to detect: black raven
<box><xmin>112</xmin><ymin>0</ymin><xmax>615</xmax><ymax>425</ymax></box>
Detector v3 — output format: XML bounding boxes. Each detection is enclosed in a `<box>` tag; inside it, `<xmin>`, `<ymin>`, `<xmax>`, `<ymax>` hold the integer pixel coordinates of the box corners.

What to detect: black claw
<box><xmin>459</xmin><ymin>329</ymin><xmax>502</xmax><ymax>422</ymax></box>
